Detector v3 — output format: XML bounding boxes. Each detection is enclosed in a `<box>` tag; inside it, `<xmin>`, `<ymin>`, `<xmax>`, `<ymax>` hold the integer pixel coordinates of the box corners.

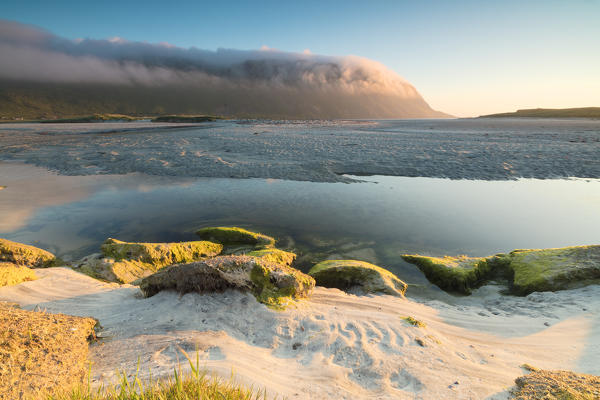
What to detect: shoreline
<box><xmin>1</xmin><ymin>267</ymin><xmax>598</xmax><ymax>399</ymax></box>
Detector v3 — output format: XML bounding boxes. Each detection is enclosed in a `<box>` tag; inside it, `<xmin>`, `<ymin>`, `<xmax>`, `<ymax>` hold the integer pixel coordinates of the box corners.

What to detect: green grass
<box><xmin>48</xmin><ymin>353</ymin><xmax>278</xmax><ymax>400</ymax></box>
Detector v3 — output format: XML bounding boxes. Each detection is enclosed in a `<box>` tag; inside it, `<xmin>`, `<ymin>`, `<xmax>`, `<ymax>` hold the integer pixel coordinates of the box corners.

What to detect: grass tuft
<box><xmin>47</xmin><ymin>350</ymin><xmax>277</xmax><ymax>400</ymax></box>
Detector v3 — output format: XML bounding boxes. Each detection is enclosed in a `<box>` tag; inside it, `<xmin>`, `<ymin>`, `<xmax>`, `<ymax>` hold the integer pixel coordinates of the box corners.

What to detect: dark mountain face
<box><xmin>0</xmin><ymin>20</ymin><xmax>449</xmax><ymax>120</ymax></box>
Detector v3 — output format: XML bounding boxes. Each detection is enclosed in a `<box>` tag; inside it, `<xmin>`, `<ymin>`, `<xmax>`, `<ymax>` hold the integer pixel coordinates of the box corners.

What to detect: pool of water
<box><xmin>2</xmin><ymin>161</ymin><xmax>599</xmax><ymax>296</ymax></box>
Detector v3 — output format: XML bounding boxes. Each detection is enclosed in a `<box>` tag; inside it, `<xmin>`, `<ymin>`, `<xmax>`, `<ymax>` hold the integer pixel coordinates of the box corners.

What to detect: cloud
<box><xmin>0</xmin><ymin>20</ymin><xmax>445</xmax><ymax>118</ymax></box>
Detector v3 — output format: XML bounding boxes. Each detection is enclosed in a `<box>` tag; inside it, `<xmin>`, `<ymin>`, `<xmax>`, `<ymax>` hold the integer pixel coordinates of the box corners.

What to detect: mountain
<box><xmin>0</xmin><ymin>20</ymin><xmax>449</xmax><ymax>120</ymax></box>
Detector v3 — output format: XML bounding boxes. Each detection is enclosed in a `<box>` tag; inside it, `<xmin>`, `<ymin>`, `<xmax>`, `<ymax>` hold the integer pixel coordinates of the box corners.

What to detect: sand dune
<box><xmin>0</xmin><ymin>268</ymin><xmax>598</xmax><ymax>399</ymax></box>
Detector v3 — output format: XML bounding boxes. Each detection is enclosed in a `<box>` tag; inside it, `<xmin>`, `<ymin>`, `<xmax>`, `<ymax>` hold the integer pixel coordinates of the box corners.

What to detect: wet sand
<box><xmin>1</xmin><ymin>118</ymin><xmax>599</xmax><ymax>182</ymax></box>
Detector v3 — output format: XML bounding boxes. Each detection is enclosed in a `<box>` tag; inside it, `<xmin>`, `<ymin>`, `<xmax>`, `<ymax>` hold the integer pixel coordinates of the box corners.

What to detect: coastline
<box><xmin>1</xmin><ymin>267</ymin><xmax>598</xmax><ymax>399</ymax></box>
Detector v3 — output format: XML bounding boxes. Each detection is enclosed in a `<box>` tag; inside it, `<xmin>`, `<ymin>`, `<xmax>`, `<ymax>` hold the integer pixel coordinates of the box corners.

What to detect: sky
<box><xmin>2</xmin><ymin>0</ymin><xmax>599</xmax><ymax>117</ymax></box>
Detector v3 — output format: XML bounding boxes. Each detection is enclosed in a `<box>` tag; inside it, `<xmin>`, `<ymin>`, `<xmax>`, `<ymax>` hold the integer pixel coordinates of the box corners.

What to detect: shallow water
<box><xmin>1</xmin><ymin>161</ymin><xmax>599</xmax><ymax>296</ymax></box>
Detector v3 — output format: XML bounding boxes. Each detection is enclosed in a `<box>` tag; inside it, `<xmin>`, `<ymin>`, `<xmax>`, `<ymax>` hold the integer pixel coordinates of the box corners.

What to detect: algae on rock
<box><xmin>196</xmin><ymin>227</ymin><xmax>276</xmax><ymax>248</ymax></box>
<box><xmin>101</xmin><ymin>238</ymin><xmax>223</xmax><ymax>265</ymax></box>
<box><xmin>0</xmin><ymin>238</ymin><xmax>61</xmax><ymax>268</ymax></box>
<box><xmin>509</xmin><ymin>245</ymin><xmax>600</xmax><ymax>295</ymax></box>
<box><xmin>140</xmin><ymin>255</ymin><xmax>315</xmax><ymax>309</ymax></box>
<box><xmin>308</xmin><ymin>259</ymin><xmax>407</xmax><ymax>297</ymax></box>
<box><xmin>400</xmin><ymin>254</ymin><xmax>507</xmax><ymax>295</ymax></box>
<box><xmin>402</xmin><ymin>245</ymin><xmax>600</xmax><ymax>296</ymax></box>
<box><xmin>0</xmin><ymin>262</ymin><xmax>37</xmax><ymax>287</ymax></box>
<box><xmin>247</xmin><ymin>248</ymin><xmax>296</xmax><ymax>267</ymax></box>
<box><xmin>75</xmin><ymin>238</ymin><xmax>223</xmax><ymax>284</ymax></box>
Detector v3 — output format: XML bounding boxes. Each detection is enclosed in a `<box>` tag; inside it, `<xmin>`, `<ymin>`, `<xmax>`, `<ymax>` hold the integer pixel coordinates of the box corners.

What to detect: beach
<box><xmin>1</xmin><ymin>118</ymin><xmax>599</xmax><ymax>399</ymax></box>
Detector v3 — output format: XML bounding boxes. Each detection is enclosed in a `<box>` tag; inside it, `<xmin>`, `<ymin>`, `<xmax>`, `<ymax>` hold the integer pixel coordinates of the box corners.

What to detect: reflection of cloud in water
<box><xmin>0</xmin><ymin>162</ymin><xmax>195</xmax><ymax>232</ymax></box>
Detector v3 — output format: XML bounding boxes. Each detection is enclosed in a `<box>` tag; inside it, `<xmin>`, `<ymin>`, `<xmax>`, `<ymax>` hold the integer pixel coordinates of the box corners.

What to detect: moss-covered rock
<box><xmin>75</xmin><ymin>239</ymin><xmax>223</xmax><ymax>284</ymax></box>
<box><xmin>308</xmin><ymin>260</ymin><xmax>407</xmax><ymax>297</ymax></box>
<box><xmin>0</xmin><ymin>262</ymin><xmax>37</xmax><ymax>287</ymax></box>
<box><xmin>403</xmin><ymin>245</ymin><xmax>600</xmax><ymax>295</ymax></box>
<box><xmin>0</xmin><ymin>238</ymin><xmax>61</xmax><ymax>268</ymax></box>
<box><xmin>509</xmin><ymin>245</ymin><xmax>600</xmax><ymax>295</ymax></box>
<box><xmin>400</xmin><ymin>254</ymin><xmax>509</xmax><ymax>294</ymax></box>
<box><xmin>140</xmin><ymin>255</ymin><xmax>315</xmax><ymax>309</ymax></box>
<box><xmin>247</xmin><ymin>248</ymin><xmax>296</xmax><ymax>266</ymax></box>
<box><xmin>101</xmin><ymin>238</ymin><xmax>222</xmax><ymax>265</ymax></box>
<box><xmin>196</xmin><ymin>227</ymin><xmax>276</xmax><ymax>248</ymax></box>
<box><xmin>511</xmin><ymin>369</ymin><xmax>600</xmax><ymax>400</ymax></box>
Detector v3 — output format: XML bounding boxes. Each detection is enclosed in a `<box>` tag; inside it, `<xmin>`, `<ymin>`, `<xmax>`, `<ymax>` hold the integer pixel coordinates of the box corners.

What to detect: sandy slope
<box><xmin>1</xmin><ymin>268</ymin><xmax>598</xmax><ymax>399</ymax></box>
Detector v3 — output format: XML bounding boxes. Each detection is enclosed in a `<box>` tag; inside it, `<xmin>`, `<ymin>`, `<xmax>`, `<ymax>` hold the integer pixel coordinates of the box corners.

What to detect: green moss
<box><xmin>75</xmin><ymin>239</ymin><xmax>223</xmax><ymax>284</ymax></box>
<box><xmin>0</xmin><ymin>262</ymin><xmax>37</xmax><ymax>286</ymax></box>
<box><xmin>101</xmin><ymin>238</ymin><xmax>222</xmax><ymax>265</ymax></box>
<box><xmin>403</xmin><ymin>245</ymin><xmax>600</xmax><ymax>296</ymax></box>
<box><xmin>308</xmin><ymin>260</ymin><xmax>407</xmax><ymax>297</ymax></box>
<box><xmin>250</xmin><ymin>261</ymin><xmax>315</xmax><ymax>310</ymax></box>
<box><xmin>196</xmin><ymin>227</ymin><xmax>276</xmax><ymax>248</ymax></box>
<box><xmin>0</xmin><ymin>238</ymin><xmax>61</xmax><ymax>268</ymax></box>
<box><xmin>247</xmin><ymin>248</ymin><xmax>296</xmax><ymax>266</ymax></box>
<box><xmin>508</xmin><ymin>245</ymin><xmax>600</xmax><ymax>295</ymax></box>
<box><xmin>402</xmin><ymin>316</ymin><xmax>426</xmax><ymax>328</ymax></box>
<box><xmin>401</xmin><ymin>254</ymin><xmax>511</xmax><ymax>294</ymax></box>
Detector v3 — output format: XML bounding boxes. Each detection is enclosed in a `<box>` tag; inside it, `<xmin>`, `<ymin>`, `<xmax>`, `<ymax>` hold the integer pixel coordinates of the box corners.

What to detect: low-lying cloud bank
<box><xmin>0</xmin><ymin>20</ymin><xmax>448</xmax><ymax>119</ymax></box>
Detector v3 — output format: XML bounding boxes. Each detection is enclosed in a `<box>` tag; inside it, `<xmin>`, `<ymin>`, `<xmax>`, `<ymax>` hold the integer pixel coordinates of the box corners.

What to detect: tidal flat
<box><xmin>1</xmin><ymin>118</ymin><xmax>599</xmax><ymax>399</ymax></box>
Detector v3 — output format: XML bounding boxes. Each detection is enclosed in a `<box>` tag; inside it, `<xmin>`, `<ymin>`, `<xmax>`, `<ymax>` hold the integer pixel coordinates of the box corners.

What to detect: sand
<box><xmin>1</xmin><ymin>268</ymin><xmax>598</xmax><ymax>399</ymax></box>
<box><xmin>1</xmin><ymin>118</ymin><xmax>599</xmax><ymax>182</ymax></box>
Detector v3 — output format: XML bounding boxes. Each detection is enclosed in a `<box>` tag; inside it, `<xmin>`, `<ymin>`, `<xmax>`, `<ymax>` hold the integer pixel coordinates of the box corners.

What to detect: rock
<box><xmin>0</xmin><ymin>262</ymin><xmax>37</xmax><ymax>287</ymax></box>
<box><xmin>509</xmin><ymin>245</ymin><xmax>600</xmax><ymax>295</ymax></box>
<box><xmin>308</xmin><ymin>260</ymin><xmax>407</xmax><ymax>297</ymax></box>
<box><xmin>402</xmin><ymin>245</ymin><xmax>600</xmax><ymax>295</ymax></box>
<box><xmin>196</xmin><ymin>227</ymin><xmax>276</xmax><ymax>248</ymax></box>
<box><xmin>246</xmin><ymin>248</ymin><xmax>296</xmax><ymax>266</ymax></box>
<box><xmin>511</xmin><ymin>369</ymin><xmax>600</xmax><ymax>400</ymax></box>
<box><xmin>75</xmin><ymin>239</ymin><xmax>223</xmax><ymax>284</ymax></box>
<box><xmin>101</xmin><ymin>238</ymin><xmax>223</xmax><ymax>265</ymax></box>
<box><xmin>400</xmin><ymin>254</ymin><xmax>504</xmax><ymax>294</ymax></box>
<box><xmin>140</xmin><ymin>255</ymin><xmax>315</xmax><ymax>309</ymax></box>
<box><xmin>0</xmin><ymin>238</ymin><xmax>61</xmax><ymax>268</ymax></box>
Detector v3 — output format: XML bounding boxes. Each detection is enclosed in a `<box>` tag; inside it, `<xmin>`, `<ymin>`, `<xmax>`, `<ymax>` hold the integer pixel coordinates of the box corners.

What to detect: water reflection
<box><xmin>1</xmin><ymin>162</ymin><xmax>599</xmax><ymax>291</ymax></box>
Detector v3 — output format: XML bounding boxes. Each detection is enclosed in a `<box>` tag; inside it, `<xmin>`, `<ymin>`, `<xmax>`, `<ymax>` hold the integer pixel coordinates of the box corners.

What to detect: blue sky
<box><xmin>3</xmin><ymin>0</ymin><xmax>599</xmax><ymax>116</ymax></box>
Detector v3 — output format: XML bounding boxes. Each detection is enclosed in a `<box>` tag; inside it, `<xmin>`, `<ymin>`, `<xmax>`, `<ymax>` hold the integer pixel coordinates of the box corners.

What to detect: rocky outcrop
<box><xmin>0</xmin><ymin>262</ymin><xmax>37</xmax><ymax>287</ymax></box>
<box><xmin>0</xmin><ymin>238</ymin><xmax>61</xmax><ymax>268</ymax></box>
<box><xmin>509</xmin><ymin>245</ymin><xmax>600</xmax><ymax>295</ymax></box>
<box><xmin>140</xmin><ymin>255</ymin><xmax>315</xmax><ymax>309</ymax></box>
<box><xmin>196</xmin><ymin>227</ymin><xmax>276</xmax><ymax>248</ymax></box>
<box><xmin>75</xmin><ymin>239</ymin><xmax>223</xmax><ymax>284</ymax></box>
<box><xmin>308</xmin><ymin>260</ymin><xmax>407</xmax><ymax>297</ymax></box>
<box><xmin>402</xmin><ymin>245</ymin><xmax>600</xmax><ymax>295</ymax></box>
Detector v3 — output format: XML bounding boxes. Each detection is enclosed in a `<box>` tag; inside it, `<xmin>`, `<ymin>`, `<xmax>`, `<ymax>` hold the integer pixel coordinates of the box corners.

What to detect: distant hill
<box><xmin>0</xmin><ymin>80</ymin><xmax>451</xmax><ymax>121</ymax></box>
<box><xmin>0</xmin><ymin>20</ymin><xmax>451</xmax><ymax>121</ymax></box>
<box><xmin>480</xmin><ymin>107</ymin><xmax>600</xmax><ymax>119</ymax></box>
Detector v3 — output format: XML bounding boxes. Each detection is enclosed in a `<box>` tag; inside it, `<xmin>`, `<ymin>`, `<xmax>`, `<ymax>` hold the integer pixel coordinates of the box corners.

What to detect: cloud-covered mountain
<box><xmin>0</xmin><ymin>20</ymin><xmax>449</xmax><ymax>119</ymax></box>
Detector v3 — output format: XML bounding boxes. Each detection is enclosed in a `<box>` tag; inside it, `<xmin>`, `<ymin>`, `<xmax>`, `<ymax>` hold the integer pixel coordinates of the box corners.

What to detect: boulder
<box><xmin>196</xmin><ymin>227</ymin><xmax>276</xmax><ymax>248</ymax></box>
<box><xmin>509</xmin><ymin>245</ymin><xmax>600</xmax><ymax>295</ymax></box>
<box><xmin>101</xmin><ymin>238</ymin><xmax>222</xmax><ymax>265</ymax></box>
<box><xmin>402</xmin><ymin>245</ymin><xmax>600</xmax><ymax>295</ymax></box>
<box><xmin>0</xmin><ymin>238</ymin><xmax>61</xmax><ymax>268</ymax></box>
<box><xmin>308</xmin><ymin>260</ymin><xmax>407</xmax><ymax>297</ymax></box>
<box><xmin>75</xmin><ymin>239</ymin><xmax>223</xmax><ymax>284</ymax></box>
<box><xmin>140</xmin><ymin>255</ymin><xmax>315</xmax><ymax>309</ymax></box>
<box><xmin>400</xmin><ymin>254</ymin><xmax>505</xmax><ymax>295</ymax></box>
<box><xmin>0</xmin><ymin>262</ymin><xmax>37</xmax><ymax>287</ymax></box>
